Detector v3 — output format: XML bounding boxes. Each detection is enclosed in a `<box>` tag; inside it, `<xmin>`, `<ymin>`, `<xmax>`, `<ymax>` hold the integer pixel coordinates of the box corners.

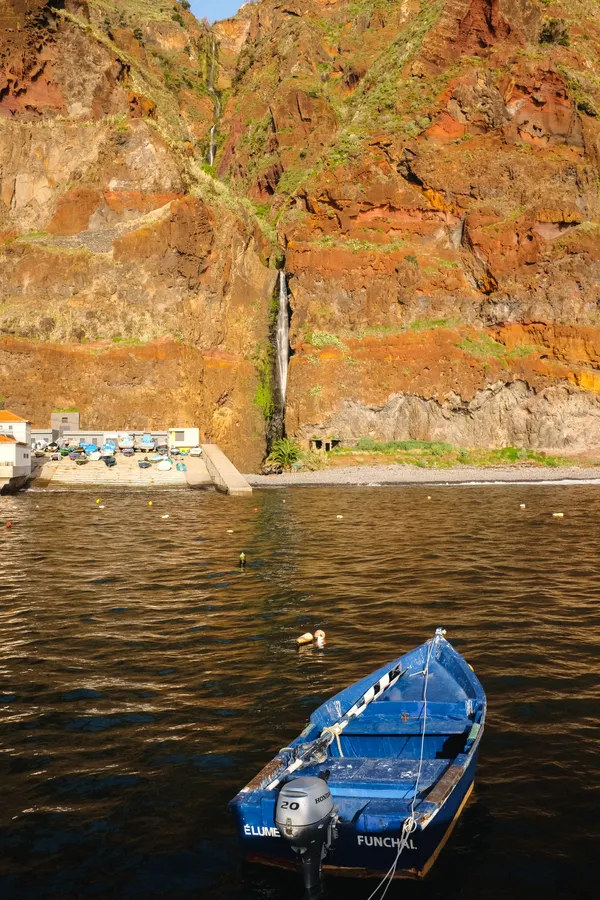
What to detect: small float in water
<box><xmin>230</xmin><ymin>629</ymin><xmax>485</xmax><ymax>892</ymax></box>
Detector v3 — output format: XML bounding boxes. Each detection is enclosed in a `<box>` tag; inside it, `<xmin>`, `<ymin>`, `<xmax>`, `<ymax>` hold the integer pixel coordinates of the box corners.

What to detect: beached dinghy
<box><xmin>117</xmin><ymin>432</ymin><xmax>135</xmax><ymax>451</ymax></box>
<box><xmin>137</xmin><ymin>433</ymin><xmax>156</xmax><ymax>453</ymax></box>
<box><xmin>230</xmin><ymin>629</ymin><xmax>485</xmax><ymax>892</ymax></box>
<box><xmin>101</xmin><ymin>440</ymin><xmax>116</xmax><ymax>458</ymax></box>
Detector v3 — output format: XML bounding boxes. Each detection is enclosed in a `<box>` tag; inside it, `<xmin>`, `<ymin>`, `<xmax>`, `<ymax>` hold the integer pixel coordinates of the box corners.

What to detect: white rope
<box><xmin>411</xmin><ymin>636</ymin><xmax>434</xmax><ymax>819</ymax></box>
<box><xmin>321</xmin><ymin>722</ymin><xmax>344</xmax><ymax>757</ymax></box>
<box><xmin>366</xmin><ymin>635</ymin><xmax>436</xmax><ymax>900</ymax></box>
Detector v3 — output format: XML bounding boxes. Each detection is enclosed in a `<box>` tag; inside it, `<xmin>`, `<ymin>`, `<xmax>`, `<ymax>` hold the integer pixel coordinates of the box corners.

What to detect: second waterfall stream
<box><xmin>207</xmin><ymin>38</ymin><xmax>221</xmax><ymax>167</ymax></box>
<box><xmin>276</xmin><ymin>271</ymin><xmax>289</xmax><ymax>403</ymax></box>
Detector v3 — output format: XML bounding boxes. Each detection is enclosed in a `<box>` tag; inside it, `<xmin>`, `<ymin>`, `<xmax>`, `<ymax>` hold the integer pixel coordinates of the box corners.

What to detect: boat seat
<box><xmin>301</xmin><ymin>757</ymin><xmax>449</xmax><ymax>799</ymax></box>
<box><xmin>343</xmin><ymin>711</ymin><xmax>469</xmax><ymax>736</ymax></box>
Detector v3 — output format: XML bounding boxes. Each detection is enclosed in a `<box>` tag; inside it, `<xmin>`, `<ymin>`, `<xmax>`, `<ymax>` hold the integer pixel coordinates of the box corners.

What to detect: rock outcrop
<box><xmin>3</xmin><ymin>0</ymin><xmax>600</xmax><ymax>465</ymax></box>
<box><xmin>0</xmin><ymin>0</ymin><xmax>276</xmax><ymax>470</ymax></box>
<box><xmin>215</xmin><ymin>0</ymin><xmax>600</xmax><ymax>452</ymax></box>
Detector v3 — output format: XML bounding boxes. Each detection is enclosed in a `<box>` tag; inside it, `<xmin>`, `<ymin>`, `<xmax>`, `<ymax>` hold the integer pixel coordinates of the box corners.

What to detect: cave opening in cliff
<box><xmin>310</xmin><ymin>439</ymin><xmax>341</xmax><ymax>453</ymax></box>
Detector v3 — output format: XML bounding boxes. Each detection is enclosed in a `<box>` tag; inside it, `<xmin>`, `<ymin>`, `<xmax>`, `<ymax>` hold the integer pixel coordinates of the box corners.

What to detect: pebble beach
<box><xmin>245</xmin><ymin>464</ymin><xmax>600</xmax><ymax>487</ymax></box>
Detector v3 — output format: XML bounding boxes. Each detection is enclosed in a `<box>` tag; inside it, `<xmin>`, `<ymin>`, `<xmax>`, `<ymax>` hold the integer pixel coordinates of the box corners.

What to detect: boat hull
<box><xmin>233</xmin><ymin>751</ymin><xmax>478</xmax><ymax>879</ymax></box>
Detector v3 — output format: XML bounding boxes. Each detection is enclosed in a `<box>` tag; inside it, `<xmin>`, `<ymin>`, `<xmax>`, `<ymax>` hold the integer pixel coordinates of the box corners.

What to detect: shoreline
<box><xmin>245</xmin><ymin>464</ymin><xmax>600</xmax><ymax>487</ymax></box>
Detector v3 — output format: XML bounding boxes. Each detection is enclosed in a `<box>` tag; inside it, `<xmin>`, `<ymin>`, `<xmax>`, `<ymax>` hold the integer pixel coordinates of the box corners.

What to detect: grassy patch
<box><xmin>305</xmin><ymin>331</ymin><xmax>347</xmax><ymax>351</ymax></box>
<box><xmin>356</xmin><ymin>437</ymin><xmax>453</xmax><ymax>455</ymax></box>
<box><xmin>408</xmin><ymin>317</ymin><xmax>460</xmax><ymax>333</ymax></box>
<box><xmin>329</xmin><ymin>440</ymin><xmax>571</xmax><ymax>468</ymax></box>
<box><xmin>458</xmin><ymin>334</ymin><xmax>507</xmax><ymax>359</ymax></box>
<box><xmin>111</xmin><ymin>336</ymin><xmax>145</xmax><ymax>345</ymax></box>
<box><xmin>458</xmin><ymin>334</ymin><xmax>542</xmax><ymax>363</ymax></box>
<box><xmin>252</xmin><ymin>342</ymin><xmax>275</xmax><ymax>420</ymax></box>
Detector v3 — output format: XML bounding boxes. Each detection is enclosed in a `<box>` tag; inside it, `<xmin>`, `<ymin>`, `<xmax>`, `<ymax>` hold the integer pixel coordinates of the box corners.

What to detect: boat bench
<box><xmin>343</xmin><ymin>707</ymin><xmax>470</xmax><ymax>736</ymax></box>
<box><xmin>302</xmin><ymin>757</ymin><xmax>450</xmax><ymax>798</ymax></box>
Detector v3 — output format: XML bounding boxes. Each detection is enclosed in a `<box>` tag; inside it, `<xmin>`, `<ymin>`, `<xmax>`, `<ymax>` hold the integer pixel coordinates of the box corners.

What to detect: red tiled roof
<box><xmin>0</xmin><ymin>434</ymin><xmax>28</xmax><ymax>446</ymax></box>
<box><xmin>0</xmin><ymin>410</ymin><xmax>29</xmax><ymax>423</ymax></box>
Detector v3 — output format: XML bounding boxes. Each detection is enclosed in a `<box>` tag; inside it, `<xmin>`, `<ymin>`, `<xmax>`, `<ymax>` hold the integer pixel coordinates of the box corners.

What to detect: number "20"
<box><xmin>279</xmin><ymin>801</ymin><xmax>300</xmax><ymax>810</ymax></box>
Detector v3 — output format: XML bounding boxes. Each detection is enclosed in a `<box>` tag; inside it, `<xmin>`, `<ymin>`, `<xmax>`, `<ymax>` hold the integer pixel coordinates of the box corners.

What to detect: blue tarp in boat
<box><xmin>230</xmin><ymin>629</ymin><xmax>485</xmax><ymax>887</ymax></box>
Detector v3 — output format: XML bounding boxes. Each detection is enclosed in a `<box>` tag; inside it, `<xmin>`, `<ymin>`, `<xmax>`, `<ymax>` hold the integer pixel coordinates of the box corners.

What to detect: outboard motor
<box><xmin>275</xmin><ymin>775</ymin><xmax>336</xmax><ymax>894</ymax></box>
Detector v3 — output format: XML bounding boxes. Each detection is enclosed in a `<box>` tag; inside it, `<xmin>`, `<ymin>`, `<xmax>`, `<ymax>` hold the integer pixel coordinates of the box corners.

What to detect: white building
<box><xmin>168</xmin><ymin>427</ymin><xmax>200</xmax><ymax>450</ymax></box>
<box><xmin>0</xmin><ymin>410</ymin><xmax>32</xmax><ymax>484</ymax></box>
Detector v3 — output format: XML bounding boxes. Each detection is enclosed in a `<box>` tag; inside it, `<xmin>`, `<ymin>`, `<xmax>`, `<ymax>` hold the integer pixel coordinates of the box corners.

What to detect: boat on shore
<box><xmin>101</xmin><ymin>440</ymin><xmax>116</xmax><ymax>458</ymax></box>
<box><xmin>137</xmin><ymin>433</ymin><xmax>156</xmax><ymax>453</ymax></box>
<box><xmin>230</xmin><ymin>629</ymin><xmax>485</xmax><ymax>892</ymax></box>
<box><xmin>117</xmin><ymin>432</ymin><xmax>135</xmax><ymax>451</ymax></box>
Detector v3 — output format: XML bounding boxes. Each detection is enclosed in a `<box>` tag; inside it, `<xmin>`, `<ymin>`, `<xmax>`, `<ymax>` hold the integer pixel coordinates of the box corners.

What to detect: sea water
<box><xmin>0</xmin><ymin>485</ymin><xmax>598</xmax><ymax>899</ymax></box>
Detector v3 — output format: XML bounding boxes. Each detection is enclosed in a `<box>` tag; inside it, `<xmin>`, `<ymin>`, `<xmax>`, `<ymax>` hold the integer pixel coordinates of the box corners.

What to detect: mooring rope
<box><xmin>366</xmin><ymin>632</ymin><xmax>438</xmax><ymax>900</ymax></box>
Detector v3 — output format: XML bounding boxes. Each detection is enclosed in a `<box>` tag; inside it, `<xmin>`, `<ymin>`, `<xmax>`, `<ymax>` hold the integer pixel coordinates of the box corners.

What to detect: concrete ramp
<box><xmin>201</xmin><ymin>444</ymin><xmax>252</xmax><ymax>496</ymax></box>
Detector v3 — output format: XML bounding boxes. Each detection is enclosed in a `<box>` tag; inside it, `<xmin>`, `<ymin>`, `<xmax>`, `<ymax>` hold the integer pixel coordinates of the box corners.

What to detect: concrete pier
<box><xmin>27</xmin><ymin>446</ymin><xmax>245</xmax><ymax>494</ymax></box>
<box><xmin>201</xmin><ymin>444</ymin><xmax>252</xmax><ymax>496</ymax></box>
<box><xmin>33</xmin><ymin>455</ymin><xmax>208</xmax><ymax>490</ymax></box>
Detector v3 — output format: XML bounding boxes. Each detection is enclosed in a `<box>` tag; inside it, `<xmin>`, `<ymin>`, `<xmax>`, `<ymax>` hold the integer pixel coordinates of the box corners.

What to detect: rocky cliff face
<box><xmin>216</xmin><ymin>0</ymin><xmax>600</xmax><ymax>451</ymax></box>
<box><xmin>0</xmin><ymin>0</ymin><xmax>278</xmax><ymax>470</ymax></box>
<box><xmin>3</xmin><ymin>0</ymin><xmax>600</xmax><ymax>466</ymax></box>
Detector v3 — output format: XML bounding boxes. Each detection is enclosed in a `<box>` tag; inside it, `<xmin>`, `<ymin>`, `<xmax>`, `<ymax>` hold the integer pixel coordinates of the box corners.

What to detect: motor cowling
<box><xmin>275</xmin><ymin>776</ymin><xmax>336</xmax><ymax>893</ymax></box>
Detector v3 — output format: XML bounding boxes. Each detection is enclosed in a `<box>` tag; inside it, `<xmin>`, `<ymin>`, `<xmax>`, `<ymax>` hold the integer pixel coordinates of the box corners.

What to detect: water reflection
<box><xmin>0</xmin><ymin>485</ymin><xmax>598</xmax><ymax>899</ymax></box>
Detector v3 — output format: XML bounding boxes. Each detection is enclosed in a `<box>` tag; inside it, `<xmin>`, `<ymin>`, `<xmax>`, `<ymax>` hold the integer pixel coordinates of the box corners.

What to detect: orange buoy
<box><xmin>5</xmin><ymin>522</ymin><xmax>12</xmax><ymax>528</ymax></box>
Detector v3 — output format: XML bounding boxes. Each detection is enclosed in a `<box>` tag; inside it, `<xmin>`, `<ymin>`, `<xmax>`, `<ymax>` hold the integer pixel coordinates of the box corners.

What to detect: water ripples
<box><xmin>0</xmin><ymin>484</ymin><xmax>598</xmax><ymax>899</ymax></box>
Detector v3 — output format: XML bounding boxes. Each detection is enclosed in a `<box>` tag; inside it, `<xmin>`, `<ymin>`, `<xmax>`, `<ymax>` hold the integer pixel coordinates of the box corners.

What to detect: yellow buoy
<box><xmin>96</xmin><ymin>499</ymin><xmax>101</xmax><ymax>504</ymax></box>
<box><xmin>552</xmin><ymin>512</ymin><xmax>564</xmax><ymax>518</ymax></box>
<box><xmin>148</xmin><ymin>501</ymin><xmax>153</xmax><ymax>507</ymax></box>
<box><xmin>296</xmin><ymin>632</ymin><xmax>313</xmax><ymax>646</ymax></box>
<box><xmin>227</xmin><ymin>529</ymin><xmax>234</xmax><ymax>534</ymax></box>
<box><xmin>520</xmin><ymin>504</ymin><xmax>526</xmax><ymax>509</ymax></box>
<box><xmin>336</xmin><ymin>515</ymin><xmax>343</xmax><ymax>519</ymax></box>
<box><xmin>427</xmin><ymin>496</ymin><xmax>432</xmax><ymax>500</ymax></box>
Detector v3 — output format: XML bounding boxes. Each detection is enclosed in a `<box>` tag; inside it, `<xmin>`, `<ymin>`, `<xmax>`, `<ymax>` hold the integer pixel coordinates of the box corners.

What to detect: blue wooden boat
<box><xmin>137</xmin><ymin>433</ymin><xmax>156</xmax><ymax>453</ymax></box>
<box><xmin>101</xmin><ymin>440</ymin><xmax>116</xmax><ymax>458</ymax></box>
<box><xmin>230</xmin><ymin>629</ymin><xmax>485</xmax><ymax>892</ymax></box>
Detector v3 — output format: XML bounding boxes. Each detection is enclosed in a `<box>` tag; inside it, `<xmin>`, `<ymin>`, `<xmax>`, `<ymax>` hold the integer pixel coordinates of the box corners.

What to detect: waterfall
<box><xmin>207</xmin><ymin>38</ymin><xmax>221</xmax><ymax>167</ymax></box>
<box><xmin>276</xmin><ymin>271</ymin><xmax>289</xmax><ymax>403</ymax></box>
